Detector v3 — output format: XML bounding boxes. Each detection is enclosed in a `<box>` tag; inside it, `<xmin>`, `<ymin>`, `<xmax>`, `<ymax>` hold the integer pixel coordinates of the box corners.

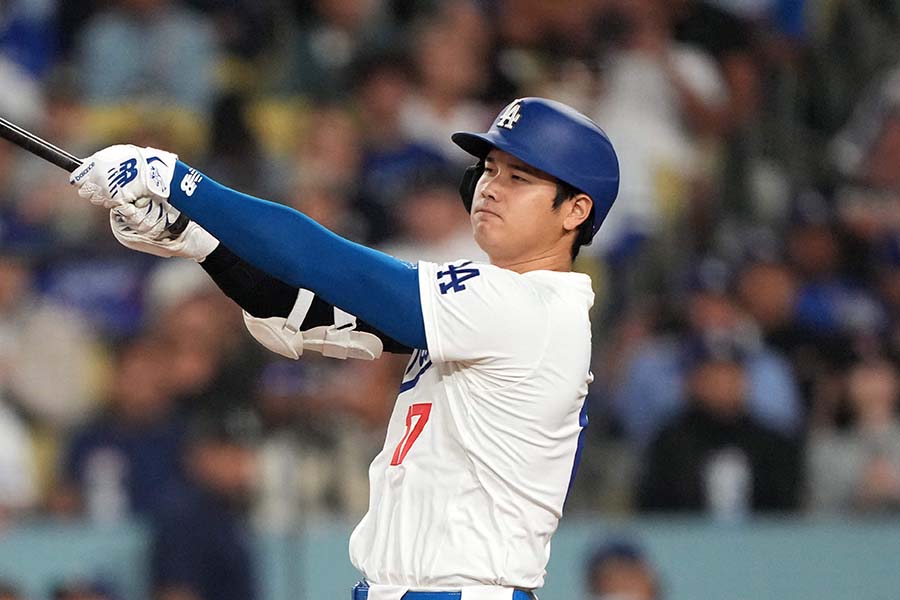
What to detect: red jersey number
<box><xmin>390</xmin><ymin>403</ymin><xmax>432</xmax><ymax>465</ymax></box>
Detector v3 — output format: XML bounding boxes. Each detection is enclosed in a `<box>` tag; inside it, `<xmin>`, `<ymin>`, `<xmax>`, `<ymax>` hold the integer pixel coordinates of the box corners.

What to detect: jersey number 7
<box><xmin>390</xmin><ymin>403</ymin><xmax>432</xmax><ymax>465</ymax></box>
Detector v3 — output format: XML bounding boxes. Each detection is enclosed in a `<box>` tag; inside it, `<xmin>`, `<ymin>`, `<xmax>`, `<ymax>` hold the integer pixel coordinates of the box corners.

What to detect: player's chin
<box><xmin>472</xmin><ymin>224</ymin><xmax>505</xmax><ymax>255</ymax></box>
<box><xmin>473</xmin><ymin>219</ymin><xmax>499</xmax><ymax>238</ymax></box>
<box><xmin>472</xmin><ymin>212</ymin><xmax>504</xmax><ymax>232</ymax></box>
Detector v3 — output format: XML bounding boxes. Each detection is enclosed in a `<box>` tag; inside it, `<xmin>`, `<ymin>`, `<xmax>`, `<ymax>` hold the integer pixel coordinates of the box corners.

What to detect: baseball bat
<box><xmin>0</xmin><ymin>116</ymin><xmax>190</xmax><ymax>236</ymax></box>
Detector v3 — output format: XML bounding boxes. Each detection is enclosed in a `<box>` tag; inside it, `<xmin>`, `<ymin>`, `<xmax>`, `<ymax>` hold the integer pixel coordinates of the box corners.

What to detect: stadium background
<box><xmin>1</xmin><ymin>1</ymin><xmax>900</xmax><ymax>599</ymax></box>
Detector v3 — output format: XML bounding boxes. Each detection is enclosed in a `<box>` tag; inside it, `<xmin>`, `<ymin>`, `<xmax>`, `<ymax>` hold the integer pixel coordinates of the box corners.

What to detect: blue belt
<box><xmin>352</xmin><ymin>582</ymin><xmax>535</xmax><ymax>600</ymax></box>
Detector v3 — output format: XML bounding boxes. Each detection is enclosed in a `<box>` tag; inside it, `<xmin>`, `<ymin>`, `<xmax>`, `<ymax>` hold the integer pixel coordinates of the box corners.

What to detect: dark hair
<box><xmin>552</xmin><ymin>180</ymin><xmax>594</xmax><ymax>260</ymax></box>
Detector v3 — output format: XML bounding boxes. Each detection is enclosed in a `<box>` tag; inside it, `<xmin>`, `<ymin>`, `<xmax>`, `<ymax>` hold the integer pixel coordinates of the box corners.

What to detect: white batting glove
<box><xmin>69</xmin><ymin>145</ymin><xmax>178</xmax><ymax>209</ymax></box>
<box><xmin>111</xmin><ymin>198</ymin><xmax>219</xmax><ymax>261</ymax></box>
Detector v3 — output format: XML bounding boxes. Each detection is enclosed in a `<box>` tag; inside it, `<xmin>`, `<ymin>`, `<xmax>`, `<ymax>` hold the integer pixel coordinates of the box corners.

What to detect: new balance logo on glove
<box><xmin>180</xmin><ymin>168</ymin><xmax>203</xmax><ymax>197</ymax></box>
<box><xmin>107</xmin><ymin>158</ymin><xmax>139</xmax><ymax>198</ymax></box>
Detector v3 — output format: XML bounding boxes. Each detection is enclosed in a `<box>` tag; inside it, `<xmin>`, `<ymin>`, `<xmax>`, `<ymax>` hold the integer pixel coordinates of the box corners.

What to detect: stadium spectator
<box><xmin>182</xmin><ymin>0</ymin><xmax>276</xmax><ymax>62</ymax></box>
<box><xmin>636</xmin><ymin>331</ymin><xmax>803</xmax><ymax>517</ymax></box>
<box><xmin>590</xmin><ymin>0</ymin><xmax>731</xmax><ymax>261</ymax></box>
<box><xmin>735</xmin><ymin>257</ymin><xmax>802</xmax><ymax>354</ymax></box>
<box><xmin>809</xmin><ymin>0</ymin><xmax>900</xmax><ymax>138</ymax></box>
<box><xmin>808</xmin><ymin>358</ymin><xmax>900</xmax><ymax>513</ymax></box>
<box><xmin>733</xmin><ymin>256</ymin><xmax>835</xmax><ymax>408</ymax></box>
<box><xmin>55</xmin><ymin>337</ymin><xmax>186</xmax><ymax>521</ymax></box>
<box><xmin>151</xmin><ymin>416</ymin><xmax>258</xmax><ymax>600</ymax></box>
<box><xmin>584</xmin><ymin>537</ymin><xmax>661</xmax><ymax>600</ymax></box>
<box><xmin>495</xmin><ymin>0</ymin><xmax>603</xmax><ymax>61</ymax></box>
<box><xmin>781</xmin><ymin>195</ymin><xmax>887</xmax><ymax>424</ymax></box>
<box><xmin>144</xmin><ymin>280</ymin><xmax>261</xmax><ymax>422</ymax></box>
<box><xmin>75</xmin><ymin>0</ymin><xmax>219</xmax><ymax>115</ymax></box>
<box><xmin>377</xmin><ymin>181</ymin><xmax>486</xmax><ymax>264</ymax></box>
<box><xmin>73</xmin><ymin>0</ymin><xmax>221</xmax><ymax>154</ymax></box>
<box><xmin>273</xmin><ymin>0</ymin><xmax>396</xmax><ymax>100</ymax></box>
<box><xmin>0</xmin><ymin>0</ymin><xmax>56</xmax><ymax>127</ymax></box>
<box><xmin>0</xmin><ymin>233</ymin><xmax>101</xmax><ymax>429</ymax></box>
<box><xmin>201</xmin><ymin>93</ymin><xmax>269</xmax><ymax>198</ymax></box>
<box><xmin>280</xmin><ymin>106</ymin><xmax>367</xmax><ymax>241</ymax></box>
<box><xmin>288</xmin><ymin>105</ymin><xmax>362</xmax><ymax>197</ymax></box>
<box><xmin>253</xmin><ymin>359</ymin><xmax>372</xmax><ymax>527</ymax></box>
<box><xmin>786</xmin><ymin>197</ymin><xmax>885</xmax><ymax>341</ymax></box>
<box><xmin>610</xmin><ymin>256</ymin><xmax>802</xmax><ymax>449</ymax></box>
<box><xmin>670</xmin><ymin>0</ymin><xmax>762</xmax><ymax>135</ymax></box>
<box><xmin>353</xmin><ymin>51</ymin><xmax>451</xmax><ymax>245</ymax></box>
<box><xmin>398</xmin><ymin>2</ymin><xmax>493</xmax><ymax>166</ymax></box>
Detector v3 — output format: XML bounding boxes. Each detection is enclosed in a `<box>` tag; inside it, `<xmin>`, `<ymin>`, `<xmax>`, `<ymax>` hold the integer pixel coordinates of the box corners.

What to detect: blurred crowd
<box><xmin>2</xmin><ymin>0</ymin><xmax>900</xmax><ymax>598</ymax></box>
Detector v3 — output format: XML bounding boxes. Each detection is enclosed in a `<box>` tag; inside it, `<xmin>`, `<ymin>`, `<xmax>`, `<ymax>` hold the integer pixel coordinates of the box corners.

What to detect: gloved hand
<box><xmin>69</xmin><ymin>144</ymin><xmax>177</xmax><ymax>208</ymax></box>
<box><xmin>111</xmin><ymin>198</ymin><xmax>219</xmax><ymax>261</ymax></box>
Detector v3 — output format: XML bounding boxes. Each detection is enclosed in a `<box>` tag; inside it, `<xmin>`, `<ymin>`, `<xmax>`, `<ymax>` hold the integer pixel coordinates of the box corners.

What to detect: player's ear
<box><xmin>562</xmin><ymin>193</ymin><xmax>593</xmax><ymax>233</ymax></box>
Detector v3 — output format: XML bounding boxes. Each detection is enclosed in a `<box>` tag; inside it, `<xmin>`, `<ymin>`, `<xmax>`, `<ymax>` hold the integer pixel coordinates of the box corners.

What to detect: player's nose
<box><xmin>479</xmin><ymin>175</ymin><xmax>501</xmax><ymax>203</ymax></box>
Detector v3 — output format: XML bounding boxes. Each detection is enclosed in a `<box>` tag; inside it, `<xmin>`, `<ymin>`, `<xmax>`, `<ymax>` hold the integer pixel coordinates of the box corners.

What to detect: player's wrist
<box><xmin>167</xmin><ymin>160</ymin><xmax>204</xmax><ymax>210</ymax></box>
<box><xmin>137</xmin><ymin>147</ymin><xmax>179</xmax><ymax>200</ymax></box>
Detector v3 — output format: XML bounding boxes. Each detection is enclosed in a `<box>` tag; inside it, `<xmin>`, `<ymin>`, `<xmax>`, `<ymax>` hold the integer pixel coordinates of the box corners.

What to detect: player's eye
<box><xmin>511</xmin><ymin>174</ymin><xmax>528</xmax><ymax>182</ymax></box>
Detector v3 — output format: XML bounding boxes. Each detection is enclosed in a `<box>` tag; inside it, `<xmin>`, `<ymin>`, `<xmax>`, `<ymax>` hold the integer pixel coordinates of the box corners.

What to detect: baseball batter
<box><xmin>69</xmin><ymin>98</ymin><xmax>620</xmax><ymax>600</ymax></box>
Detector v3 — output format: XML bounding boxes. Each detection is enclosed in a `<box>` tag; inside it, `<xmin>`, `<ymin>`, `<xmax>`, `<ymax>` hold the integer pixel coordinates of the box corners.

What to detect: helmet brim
<box><xmin>451</xmin><ymin>132</ymin><xmax>497</xmax><ymax>160</ymax></box>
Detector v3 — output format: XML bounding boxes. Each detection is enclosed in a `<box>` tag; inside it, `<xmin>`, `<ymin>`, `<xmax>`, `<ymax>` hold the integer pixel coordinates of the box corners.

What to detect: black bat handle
<box><xmin>0</xmin><ymin>116</ymin><xmax>190</xmax><ymax>236</ymax></box>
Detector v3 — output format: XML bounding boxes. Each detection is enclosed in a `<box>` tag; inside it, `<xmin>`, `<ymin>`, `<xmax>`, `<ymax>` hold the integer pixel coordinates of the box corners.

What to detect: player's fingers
<box><xmin>76</xmin><ymin>182</ymin><xmax>99</xmax><ymax>199</ymax></box>
<box><xmin>81</xmin><ymin>187</ymin><xmax>118</xmax><ymax>209</ymax></box>
<box><xmin>117</xmin><ymin>187</ymin><xmax>140</xmax><ymax>205</ymax></box>
<box><xmin>113</xmin><ymin>204</ymin><xmax>138</xmax><ymax>220</ymax></box>
<box><xmin>147</xmin><ymin>214</ymin><xmax>169</xmax><ymax>238</ymax></box>
<box><xmin>93</xmin><ymin>196</ymin><xmax>118</xmax><ymax>209</ymax></box>
<box><xmin>133</xmin><ymin>203</ymin><xmax>163</xmax><ymax>233</ymax></box>
<box><xmin>88</xmin><ymin>192</ymin><xmax>124</xmax><ymax>210</ymax></box>
<box><xmin>75</xmin><ymin>181</ymin><xmax>108</xmax><ymax>206</ymax></box>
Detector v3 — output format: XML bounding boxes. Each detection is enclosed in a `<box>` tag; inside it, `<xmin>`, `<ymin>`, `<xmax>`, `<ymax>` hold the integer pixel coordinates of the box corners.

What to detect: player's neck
<box><xmin>491</xmin><ymin>250</ymin><xmax>572</xmax><ymax>274</ymax></box>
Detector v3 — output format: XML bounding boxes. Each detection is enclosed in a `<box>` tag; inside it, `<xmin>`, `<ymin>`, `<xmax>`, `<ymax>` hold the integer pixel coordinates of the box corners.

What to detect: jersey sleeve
<box><xmin>417</xmin><ymin>260</ymin><xmax>549</xmax><ymax>377</ymax></box>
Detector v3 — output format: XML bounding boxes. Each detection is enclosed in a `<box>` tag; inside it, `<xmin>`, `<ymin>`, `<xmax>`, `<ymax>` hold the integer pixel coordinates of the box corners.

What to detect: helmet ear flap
<box><xmin>458</xmin><ymin>161</ymin><xmax>484</xmax><ymax>213</ymax></box>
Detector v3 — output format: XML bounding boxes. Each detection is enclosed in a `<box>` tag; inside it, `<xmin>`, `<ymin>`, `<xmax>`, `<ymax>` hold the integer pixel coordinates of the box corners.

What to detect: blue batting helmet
<box><xmin>451</xmin><ymin>97</ymin><xmax>619</xmax><ymax>241</ymax></box>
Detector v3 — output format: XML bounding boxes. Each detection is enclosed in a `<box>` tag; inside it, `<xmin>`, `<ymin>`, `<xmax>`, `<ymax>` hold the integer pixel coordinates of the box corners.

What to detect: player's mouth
<box><xmin>474</xmin><ymin>207</ymin><xmax>502</xmax><ymax>220</ymax></box>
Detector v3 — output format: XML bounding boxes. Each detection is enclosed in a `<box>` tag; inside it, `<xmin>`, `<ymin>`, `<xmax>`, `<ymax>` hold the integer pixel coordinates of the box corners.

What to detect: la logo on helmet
<box><xmin>496</xmin><ymin>101</ymin><xmax>522</xmax><ymax>129</ymax></box>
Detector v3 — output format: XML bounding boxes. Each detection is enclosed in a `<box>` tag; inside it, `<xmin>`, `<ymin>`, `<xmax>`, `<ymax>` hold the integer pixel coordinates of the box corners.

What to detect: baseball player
<box><xmin>70</xmin><ymin>97</ymin><xmax>619</xmax><ymax>600</ymax></box>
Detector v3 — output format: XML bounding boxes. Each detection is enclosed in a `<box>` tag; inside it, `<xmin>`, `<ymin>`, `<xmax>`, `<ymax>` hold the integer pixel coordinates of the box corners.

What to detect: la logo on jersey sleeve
<box><xmin>437</xmin><ymin>261</ymin><xmax>481</xmax><ymax>295</ymax></box>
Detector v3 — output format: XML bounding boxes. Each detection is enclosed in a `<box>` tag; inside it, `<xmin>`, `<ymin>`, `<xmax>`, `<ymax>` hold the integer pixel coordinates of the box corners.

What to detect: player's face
<box><xmin>471</xmin><ymin>149</ymin><xmax>580</xmax><ymax>267</ymax></box>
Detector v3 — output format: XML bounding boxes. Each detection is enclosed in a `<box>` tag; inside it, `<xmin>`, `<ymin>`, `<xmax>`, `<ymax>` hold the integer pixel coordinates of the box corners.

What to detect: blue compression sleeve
<box><xmin>166</xmin><ymin>162</ymin><xmax>427</xmax><ymax>349</ymax></box>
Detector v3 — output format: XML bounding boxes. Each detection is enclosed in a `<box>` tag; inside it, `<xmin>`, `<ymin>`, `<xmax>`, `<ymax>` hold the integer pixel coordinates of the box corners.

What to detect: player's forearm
<box><xmin>200</xmin><ymin>244</ymin><xmax>298</xmax><ymax>317</ymax></box>
<box><xmin>201</xmin><ymin>244</ymin><xmax>412</xmax><ymax>353</ymax></box>
<box><xmin>168</xmin><ymin>162</ymin><xmax>427</xmax><ymax>349</ymax></box>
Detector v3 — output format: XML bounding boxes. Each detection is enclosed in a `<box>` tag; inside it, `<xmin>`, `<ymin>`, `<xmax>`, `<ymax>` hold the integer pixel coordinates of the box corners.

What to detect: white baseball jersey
<box><xmin>348</xmin><ymin>260</ymin><xmax>595</xmax><ymax>591</ymax></box>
